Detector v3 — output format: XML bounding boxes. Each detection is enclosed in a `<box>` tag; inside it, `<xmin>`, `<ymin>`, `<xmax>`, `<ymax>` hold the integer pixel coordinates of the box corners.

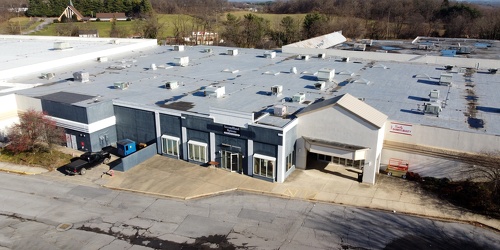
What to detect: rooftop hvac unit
<box><xmin>439</xmin><ymin>73</ymin><xmax>452</xmax><ymax>86</ymax></box>
<box><xmin>40</xmin><ymin>72</ymin><xmax>55</xmax><ymax>79</ymax></box>
<box><xmin>174</xmin><ymin>45</ymin><xmax>185</xmax><ymax>51</ymax></box>
<box><xmin>273</xmin><ymin>105</ymin><xmax>287</xmax><ymax>117</ymax></box>
<box><xmin>73</xmin><ymin>71</ymin><xmax>89</xmax><ymax>83</ymax></box>
<box><xmin>114</xmin><ymin>81</ymin><xmax>129</xmax><ymax>90</ymax></box>
<box><xmin>341</xmin><ymin>57</ymin><xmax>350</xmax><ymax>62</ymax></box>
<box><xmin>292</xmin><ymin>92</ymin><xmax>305</xmax><ymax>103</ymax></box>
<box><xmin>290</xmin><ymin>67</ymin><xmax>298</xmax><ymax>74</ymax></box>
<box><xmin>353</xmin><ymin>43</ymin><xmax>366</xmax><ymax>51</ymax></box>
<box><xmin>488</xmin><ymin>68</ymin><xmax>498</xmax><ymax>74</ymax></box>
<box><xmin>271</xmin><ymin>85</ymin><xmax>283</xmax><ymax>95</ymax></box>
<box><xmin>444</xmin><ymin>65</ymin><xmax>453</xmax><ymax>70</ymax></box>
<box><xmin>204</xmin><ymin>85</ymin><xmax>225</xmax><ymax>98</ymax></box>
<box><xmin>150</xmin><ymin>63</ymin><xmax>157</xmax><ymax>70</ymax></box>
<box><xmin>297</xmin><ymin>55</ymin><xmax>310</xmax><ymax>61</ymax></box>
<box><xmin>424</xmin><ymin>102</ymin><xmax>442</xmax><ymax>116</ymax></box>
<box><xmin>204</xmin><ymin>48</ymin><xmax>213</xmax><ymax>53</ymax></box>
<box><xmin>314</xmin><ymin>81</ymin><xmax>326</xmax><ymax>90</ymax></box>
<box><xmin>429</xmin><ymin>89</ymin><xmax>440</xmax><ymax>102</ymax></box>
<box><xmin>317</xmin><ymin>53</ymin><xmax>326</xmax><ymax>59</ymax></box>
<box><xmin>264</xmin><ymin>51</ymin><xmax>276</xmax><ymax>59</ymax></box>
<box><xmin>165</xmin><ymin>81</ymin><xmax>179</xmax><ymax>89</ymax></box>
<box><xmin>97</xmin><ymin>56</ymin><xmax>108</xmax><ymax>62</ymax></box>
<box><xmin>227</xmin><ymin>49</ymin><xmax>238</xmax><ymax>56</ymax></box>
<box><xmin>175</xmin><ymin>56</ymin><xmax>189</xmax><ymax>67</ymax></box>
<box><xmin>361</xmin><ymin>39</ymin><xmax>373</xmax><ymax>46</ymax></box>
<box><xmin>111</xmin><ymin>39</ymin><xmax>120</xmax><ymax>44</ymax></box>
<box><xmin>53</xmin><ymin>42</ymin><xmax>70</xmax><ymax>50</ymax></box>
<box><xmin>317</xmin><ymin>68</ymin><xmax>335</xmax><ymax>81</ymax></box>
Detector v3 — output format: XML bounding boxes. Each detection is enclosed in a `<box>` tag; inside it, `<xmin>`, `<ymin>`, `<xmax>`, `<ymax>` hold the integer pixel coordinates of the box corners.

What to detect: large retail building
<box><xmin>0</xmin><ymin>34</ymin><xmax>499</xmax><ymax>184</ymax></box>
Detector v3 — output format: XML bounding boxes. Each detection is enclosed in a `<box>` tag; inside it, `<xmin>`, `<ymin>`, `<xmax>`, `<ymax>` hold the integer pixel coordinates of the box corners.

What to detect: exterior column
<box><xmin>210</xmin><ymin>132</ymin><xmax>216</xmax><ymax>161</ymax></box>
<box><xmin>277</xmin><ymin>145</ymin><xmax>284</xmax><ymax>183</ymax></box>
<box><xmin>154</xmin><ymin>111</ymin><xmax>161</xmax><ymax>154</ymax></box>
<box><xmin>247</xmin><ymin>139</ymin><xmax>253</xmax><ymax>176</ymax></box>
<box><xmin>181</xmin><ymin>127</ymin><xmax>187</xmax><ymax>160</ymax></box>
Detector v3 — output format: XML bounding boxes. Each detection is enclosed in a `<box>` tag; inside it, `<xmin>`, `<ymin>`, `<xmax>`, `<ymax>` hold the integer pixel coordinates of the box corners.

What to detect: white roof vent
<box><xmin>165</xmin><ymin>81</ymin><xmax>179</xmax><ymax>89</ymax></box>
<box><xmin>114</xmin><ymin>82</ymin><xmax>129</xmax><ymax>90</ymax></box>
<box><xmin>341</xmin><ymin>57</ymin><xmax>349</xmax><ymax>62</ymax></box>
<box><xmin>353</xmin><ymin>43</ymin><xmax>366</xmax><ymax>51</ymax></box>
<box><xmin>73</xmin><ymin>71</ymin><xmax>89</xmax><ymax>83</ymax></box>
<box><xmin>40</xmin><ymin>72</ymin><xmax>55</xmax><ymax>79</ymax></box>
<box><xmin>204</xmin><ymin>85</ymin><xmax>225</xmax><ymax>98</ymax></box>
<box><xmin>273</xmin><ymin>105</ymin><xmax>287</xmax><ymax>117</ymax></box>
<box><xmin>53</xmin><ymin>42</ymin><xmax>71</xmax><ymax>50</ymax></box>
<box><xmin>317</xmin><ymin>53</ymin><xmax>326</xmax><ymax>59</ymax></box>
<box><xmin>292</xmin><ymin>92</ymin><xmax>305</xmax><ymax>103</ymax></box>
<box><xmin>204</xmin><ymin>48</ymin><xmax>213</xmax><ymax>53</ymax></box>
<box><xmin>314</xmin><ymin>81</ymin><xmax>326</xmax><ymax>90</ymax></box>
<box><xmin>264</xmin><ymin>51</ymin><xmax>276</xmax><ymax>58</ymax></box>
<box><xmin>175</xmin><ymin>56</ymin><xmax>189</xmax><ymax>67</ymax></box>
<box><xmin>290</xmin><ymin>67</ymin><xmax>297</xmax><ymax>74</ymax></box>
<box><xmin>97</xmin><ymin>56</ymin><xmax>108</xmax><ymax>62</ymax></box>
<box><xmin>361</xmin><ymin>39</ymin><xmax>373</xmax><ymax>46</ymax></box>
<box><xmin>353</xmin><ymin>78</ymin><xmax>371</xmax><ymax>85</ymax></box>
<box><xmin>222</xmin><ymin>68</ymin><xmax>239</xmax><ymax>74</ymax></box>
<box><xmin>297</xmin><ymin>55</ymin><xmax>310</xmax><ymax>61</ymax></box>
<box><xmin>317</xmin><ymin>68</ymin><xmax>335</xmax><ymax>81</ymax></box>
<box><xmin>271</xmin><ymin>85</ymin><xmax>283</xmax><ymax>96</ymax></box>
<box><xmin>429</xmin><ymin>89</ymin><xmax>440</xmax><ymax>102</ymax></box>
<box><xmin>227</xmin><ymin>49</ymin><xmax>238</xmax><ymax>56</ymax></box>
<box><xmin>440</xmin><ymin>73</ymin><xmax>452</xmax><ymax>86</ymax></box>
<box><xmin>150</xmin><ymin>63</ymin><xmax>157</xmax><ymax>70</ymax></box>
<box><xmin>174</xmin><ymin>45</ymin><xmax>185</xmax><ymax>51</ymax></box>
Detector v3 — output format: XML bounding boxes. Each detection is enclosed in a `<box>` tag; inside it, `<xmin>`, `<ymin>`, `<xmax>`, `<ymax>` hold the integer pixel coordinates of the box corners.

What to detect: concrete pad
<box><xmin>370</xmin><ymin>198</ymin><xmax>388</xmax><ymax>210</ymax></box>
<box><xmin>385</xmin><ymin>200</ymin><xmax>407</xmax><ymax>213</ymax></box>
<box><xmin>399</xmin><ymin>191</ymin><xmax>426</xmax><ymax>204</ymax></box>
<box><xmin>313</xmin><ymin>191</ymin><xmax>338</xmax><ymax>202</ymax></box>
<box><xmin>346</xmin><ymin>183</ymin><xmax>377</xmax><ymax>198</ymax></box>
<box><xmin>238</xmin><ymin>208</ymin><xmax>276</xmax><ymax>223</ymax></box>
<box><xmin>373</xmin><ymin>188</ymin><xmax>403</xmax><ymax>201</ymax></box>
<box><xmin>321</xmin><ymin>181</ymin><xmax>352</xmax><ymax>195</ymax></box>
<box><xmin>99</xmin><ymin>239</ymin><xmax>132</xmax><ymax>250</ymax></box>
<box><xmin>174</xmin><ymin>214</ymin><xmax>234</xmax><ymax>238</ymax></box>
<box><xmin>237</xmin><ymin>178</ymin><xmax>276</xmax><ymax>193</ymax></box>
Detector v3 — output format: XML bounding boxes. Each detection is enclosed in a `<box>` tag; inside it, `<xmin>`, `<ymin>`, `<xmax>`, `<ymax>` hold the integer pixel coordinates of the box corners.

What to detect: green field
<box><xmin>0</xmin><ymin>17</ymin><xmax>43</xmax><ymax>34</ymax></box>
<box><xmin>2</xmin><ymin>12</ymin><xmax>306</xmax><ymax>38</ymax></box>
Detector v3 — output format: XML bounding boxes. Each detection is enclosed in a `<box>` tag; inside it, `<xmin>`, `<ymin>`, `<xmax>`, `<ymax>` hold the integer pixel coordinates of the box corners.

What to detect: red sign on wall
<box><xmin>389</xmin><ymin>122</ymin><xmax>412</xmax><ymax>136</ymax></box>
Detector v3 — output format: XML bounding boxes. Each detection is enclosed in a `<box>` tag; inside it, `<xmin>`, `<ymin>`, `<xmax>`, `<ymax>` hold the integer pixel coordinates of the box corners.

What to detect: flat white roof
<box><xmin>3</xmin><ymin>35</ymin><xmax>500</xmax><ymax>135</ymax></box>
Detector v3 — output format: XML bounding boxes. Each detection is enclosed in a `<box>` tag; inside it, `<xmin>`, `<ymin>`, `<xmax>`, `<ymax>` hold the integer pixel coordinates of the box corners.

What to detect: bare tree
<box><xmin>460</xmin><ymin>151</ymin><xmax>500</xmax><ymax>202</ymax></box>
<box><xmin>7</xmin><ymin>109</ymin><xmax>65</xmax><ymax>153</ymax></box>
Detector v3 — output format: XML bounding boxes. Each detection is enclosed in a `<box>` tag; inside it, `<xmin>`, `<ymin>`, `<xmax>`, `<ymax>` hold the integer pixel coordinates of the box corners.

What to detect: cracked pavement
<box><xmin>0</xmin><ymin>172</ymin><xmax>499</xmax><ymax>250</ymax></box>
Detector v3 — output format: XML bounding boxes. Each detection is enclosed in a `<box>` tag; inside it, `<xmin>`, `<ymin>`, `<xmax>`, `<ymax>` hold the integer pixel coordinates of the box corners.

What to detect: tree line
<box><xmin>264</xmin><ymin>0</ymin><xmax>500</xmax><ymax>40</ymax></box>
<box><xmin>25</xmin><ymin>0</ymin><xmax>152</xmax><ymax>18</ymax></box>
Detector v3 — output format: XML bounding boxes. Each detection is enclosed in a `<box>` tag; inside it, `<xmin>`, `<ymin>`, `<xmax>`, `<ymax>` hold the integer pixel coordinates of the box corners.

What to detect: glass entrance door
<box><xmin>222</xmin><ymin>151</ymin><xmax>241</xmax><ymax>172</ymax></box>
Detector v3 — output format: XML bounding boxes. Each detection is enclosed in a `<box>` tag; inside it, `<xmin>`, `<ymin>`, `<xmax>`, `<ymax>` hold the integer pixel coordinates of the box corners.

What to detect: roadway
<box><xmin>0</xmin><ymin>172</ymin><xmax>498</xmax><ymax>250</ymax></box>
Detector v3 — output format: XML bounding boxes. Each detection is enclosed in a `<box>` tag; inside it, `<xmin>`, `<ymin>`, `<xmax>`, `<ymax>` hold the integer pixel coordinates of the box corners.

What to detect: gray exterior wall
<box><xmin>42</xmin><ymin>100</ymin><xmax>87</xmax><ymax>123</ymax></box>
<box><xmin>64</xmin><ymin>129</ymin><xmax>90</xmax><ymax>151</ymax></box>
<box><xmin>86</xmin><ymin>100</ymin><xmax>114</xmax><ymax>123</ymax></box>
<box><xmin>114</xmin><ymin>106</ymin><xmax>156</xmax><ymax>144</ymax></box>
<box><xmin>89</xmin><ymin>125</ymin><xmax>117</xmax><ymax>151</ymax></box>
<box><xmin>284</xmin><ymin>124</ymin><xmax>298</xmax><ymax>155</ymax></box>
<box><xmin>113</xmin><ymin>143</ymin><xmax>157</xmax><ymax>171</ymax></box>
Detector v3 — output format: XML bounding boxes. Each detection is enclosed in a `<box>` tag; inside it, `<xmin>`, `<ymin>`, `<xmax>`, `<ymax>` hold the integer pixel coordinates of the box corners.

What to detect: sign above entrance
<box><xmin>389</xmin><ymin>122</ymin><xmax>412</xmax><ymax>136</ymax></box>
<box><xmin>223</xmin><ymin>125</ymin><xmax>241</xmax><ymax>137</ymax></box>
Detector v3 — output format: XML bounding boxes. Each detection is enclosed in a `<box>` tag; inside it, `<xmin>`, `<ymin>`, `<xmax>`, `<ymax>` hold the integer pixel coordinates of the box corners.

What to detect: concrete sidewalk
<box><xmin>1</xmin><ymin>152</ymin><xmax>498</xmax><ymax>231</ymax></box>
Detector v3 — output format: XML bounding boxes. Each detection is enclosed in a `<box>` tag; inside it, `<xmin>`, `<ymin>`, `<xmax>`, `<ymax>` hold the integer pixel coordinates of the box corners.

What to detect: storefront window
<box><xmin>161</xmin><ymin>135</ymin><xmax>179</xmax><ymax>158</ymax></box>
<box><xmin>188</xmin><ymin>141</ymin><xmax>207</xmax><ymax>163</ymax></box>
<box><xmin>253</xmin><ymin>154</ymin><xmax>275</xmax><ymax>179</ymax></box>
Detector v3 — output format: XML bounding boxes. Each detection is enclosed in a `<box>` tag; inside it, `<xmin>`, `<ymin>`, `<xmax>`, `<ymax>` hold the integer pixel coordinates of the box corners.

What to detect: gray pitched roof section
<box><xmin>297</xmin><ymin>93</ymin><xmax>388</xmax><ymax>128</ymax></box>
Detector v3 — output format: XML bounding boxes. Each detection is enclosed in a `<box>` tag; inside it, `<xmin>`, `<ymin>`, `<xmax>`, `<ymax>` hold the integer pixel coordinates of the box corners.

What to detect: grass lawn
<box><xmin>0</xmin><ymin>16</ymin><xmax>42</xmax><ymax>34</ymax></box>
<box><xmin>0</xmin><ymin>148</ymin><xmax>73</xmax><ymax>171</ymax></box>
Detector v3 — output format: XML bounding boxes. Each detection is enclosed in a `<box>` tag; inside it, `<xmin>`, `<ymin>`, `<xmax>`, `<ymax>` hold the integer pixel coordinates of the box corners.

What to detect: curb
<box><xmin>0</xmin><ymin>168</ymin><xmax>40</xmax><ymax>175</ymax></box>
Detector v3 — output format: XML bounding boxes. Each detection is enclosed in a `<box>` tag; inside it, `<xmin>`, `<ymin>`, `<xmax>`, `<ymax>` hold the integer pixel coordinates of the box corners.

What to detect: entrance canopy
<box><xmin>304</xmin><ymin>137</ymin><xmax>368</xmax><ymax>160</ymax></box>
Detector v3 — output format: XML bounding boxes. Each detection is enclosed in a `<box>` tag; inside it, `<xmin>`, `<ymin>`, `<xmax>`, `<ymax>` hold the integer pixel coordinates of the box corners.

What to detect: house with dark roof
<box><xmin>94</xmin><ymin>13</ymin><xmax>128</xmax><ymax>21</ymax></box>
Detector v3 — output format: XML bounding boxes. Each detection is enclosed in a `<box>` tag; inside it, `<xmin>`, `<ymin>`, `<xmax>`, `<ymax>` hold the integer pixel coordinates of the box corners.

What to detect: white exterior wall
<box><xmin>0</xmin><ymin>94</ymin><xmax>18</xmax><ymax>137</ymax></box>
<box><xmin>297</xmin><ymin>106</ymin><xmax>383</xmax><ymax>184</ymax></box>
<box><xmin>281</xmin><ymin>47</ymin><xmax>499</xmax><ymax>69</ymax></box>
<box><xmin>384</xmin><ymin>120</ymin><xmax>500</xmax><ymax>153</ymax></box>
